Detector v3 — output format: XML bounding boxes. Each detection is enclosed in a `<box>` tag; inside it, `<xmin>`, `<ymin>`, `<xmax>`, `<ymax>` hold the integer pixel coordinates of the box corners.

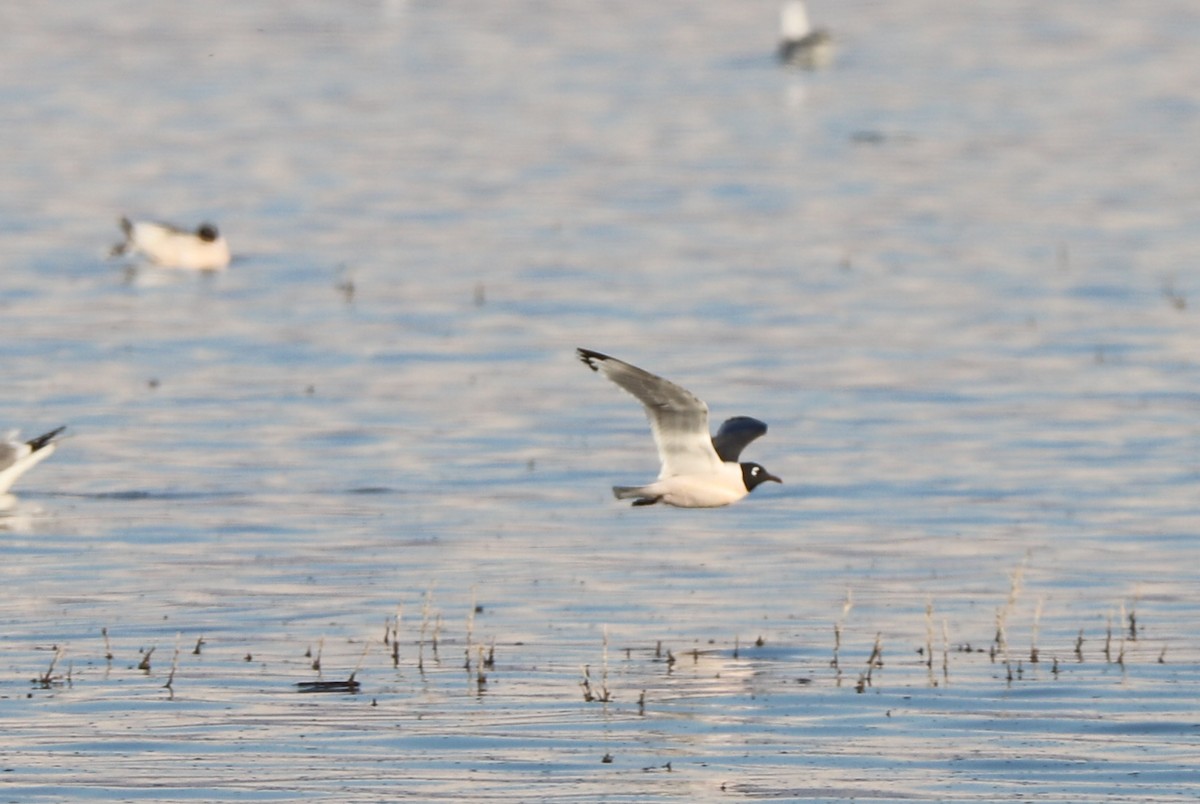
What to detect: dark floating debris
<box><xmin>850</xmin><ymin>130</ymin><xmax>887</xmax><ymax>145</ymax></box>
<box><xmin>296</xmin><ymin>675</ymin><xmax>360</xmax><ymax>694</ymax></box>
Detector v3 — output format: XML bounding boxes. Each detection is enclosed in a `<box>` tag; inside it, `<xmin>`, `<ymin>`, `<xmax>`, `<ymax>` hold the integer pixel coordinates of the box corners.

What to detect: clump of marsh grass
<box><xmin>1030</xmin><ymin>597</ymin><xmax>1044</xmax><ymax>664</ymax></box>
<box><xmin>310</xmin><ymin>637</ymin><xmax>324</xmax><ymax>672</ymax></box>
<box><xmin>941</xmin><ymin>619</ymin><xmax>950</xmax><ymax>684</ymax></box>
<box><xmin>832</xmin><ymin>588</ymin><xmax>853</xmax><ymax>675</ymax></box>
<box><xmin>654</xmin><ymin>640</ymin><xmax>676</xmax><ymax>672</ymax></box>
<box><xmin>580</xmin><ymin>664</ymin><xmax>611</xmax><ymax>703</ymax></box>
<box><xmin>1116</xmin><ymin>602</ymin><xmax>1127</xmax><ymax>668</ymax></box>
<box><xmin>101</xmin><ymin>627</ymin><xmax>114</xmax><ymax>662</ymax></box>
<box><xmin>164</xmin><ymin>633</ymin><xmax>181</xmax><ymax>698</ymax></box>
<box><xmin>993</xmin><ymin>560</ymin><xmax>1026</xmax><ymax>659</ymax></box>
<box><xmin>464</xmin><ymin>590</ymin><xmax>477</xmax><ymax>672</ymax></box>
<box><xmin>921</xmin><ymin>600</ymin><xmax>951</xmax><ymax>687</ymax></box>
<box><xmin>417</xmin><ymin>588</ymin><xmax>438</xmax><ymax>673</ymax></box>
<box><xmin>475</xmin><ymin>645</ymin><xmax>489</xmax><ymax>692</ymax></box>
<box><xmin>354</xmin><ymin>641</ymin><xmax>370</xmax><ymax>678</ymax></box>
<box><xmin>856</xmin><ymin>633</ymin><xmax>884</xmax><ymax>693</ymax></box>
<box><xmin>384</xmin><ymin>606</ymin><xmax>402</xmax><ymax>668</ymax></box>
<box><xmin>138</xmin><ymin>646</ymin><xmax>155</xmax><ymax>672</ymax></box>
<box><xmin>867</xmin><ymin>633</ymin><xmax>883</xmax><ymax>673</ymax></box>
<box><xmin>35</xmin><ymin>646</ymin><xmax>65</xmax><ymax>688</ymax></box>
<box><xmin>580</xmin><ymin>627</ymin><xmax>612</xmax><ymax>702</ymax></box>
<box><xmin>483</xmin><ymin>638</ymin><xmax>495</xmax><ymax>670</ymax></box>
<box><xmin>923</xmin><ymin>599</ymin><xmax>934</xmax><ymax>672</ymax></box>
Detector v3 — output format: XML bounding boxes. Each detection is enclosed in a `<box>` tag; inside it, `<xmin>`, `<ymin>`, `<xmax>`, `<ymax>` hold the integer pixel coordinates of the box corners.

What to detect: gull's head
<box><xmin>741</xmin><ymin>462</ymin><xmax>782</xmax><ymax>492</ymax></box>
<box><xmin>780</xmin><ymin>0</ymin><xmax>812</xmax><ymax>40</ymax></box>
<box><xmin>197</xmin><ymin>223</ymin><xmax>220</xmax><ymax>242</ymax></box>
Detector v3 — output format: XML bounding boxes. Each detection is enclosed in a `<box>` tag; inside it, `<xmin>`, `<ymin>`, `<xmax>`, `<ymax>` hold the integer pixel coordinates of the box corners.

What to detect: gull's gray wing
<box><xmin>144</xmin><ymin>219</ymin><xmax>194</xmax><ymax>236</ymax></box>
<box><xmin>0</xmin><ymin>437</ymin><xmax>18</xmax><ymax>473</ymax></box>
<box><xmin>578</xmin><ymin>348</ymin><xmax>721</xmax><ymax>478</ymax></box>
<box><xmin>711</xmin><ymin>416</ymin><xmax>768</xmax><ymax>462</ymax></box>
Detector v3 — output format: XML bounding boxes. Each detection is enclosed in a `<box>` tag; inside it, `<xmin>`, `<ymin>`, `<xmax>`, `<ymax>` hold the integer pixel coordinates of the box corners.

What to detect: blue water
<box><xmin>2</xmin><ymin>1</ymin><xmax>1199</xmax><ymax>800</ymax></box>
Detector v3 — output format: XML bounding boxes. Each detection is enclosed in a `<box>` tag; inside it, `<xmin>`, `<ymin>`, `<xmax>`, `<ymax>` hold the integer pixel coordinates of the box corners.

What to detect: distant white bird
<box><xmin>778</xmin><ymin>0</ymin><xmax>833</xmax><ymax>69</ymax></box>
<box><xmin>577</xmin><ymin>348</ymin><xmax>781</xmax><ymax>508</ymax></box>
<box><xmin>0</xmin><ymin>426</ymin><xmax>65</xmax><ymax>496</ymax></box>
<box><xmin>111</xmin><ymin>217</ymin><xmax>231</xmax><ymax>270</ymax></box>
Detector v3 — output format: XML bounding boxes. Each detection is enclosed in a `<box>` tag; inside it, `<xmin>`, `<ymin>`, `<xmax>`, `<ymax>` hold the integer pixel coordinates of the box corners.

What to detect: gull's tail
<box><xmin>111</xmin><ymin>217</ymin><xmax>134</xmax><ymax>257</ymax></box>
<box><xmin>613</xmin><ymin>486</ymin><xmax>660</xmax><ymax>507</ymax></box>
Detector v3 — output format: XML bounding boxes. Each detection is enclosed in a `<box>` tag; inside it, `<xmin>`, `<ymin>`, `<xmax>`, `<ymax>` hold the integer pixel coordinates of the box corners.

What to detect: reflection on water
<box><xmin>2</xmin><ymin>0</ymin><xmax>1199</xmax><ymax>800</ymax></box>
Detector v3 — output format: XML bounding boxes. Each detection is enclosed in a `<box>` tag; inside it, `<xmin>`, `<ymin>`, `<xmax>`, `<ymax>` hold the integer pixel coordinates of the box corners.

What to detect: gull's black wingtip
<box><xmin>720</xmin><ymin>416</ymin><xmax>768</xmax><ymax>435</ymax></box>
<box><xmin>576</xmin><ymin>347</ymin><xmax>609</xmax><ymax>372</ymax></box>
<box><xmin>26</xmin><ymin>426</ymin><xmax>67</xmax><ymax>452</ymax></box>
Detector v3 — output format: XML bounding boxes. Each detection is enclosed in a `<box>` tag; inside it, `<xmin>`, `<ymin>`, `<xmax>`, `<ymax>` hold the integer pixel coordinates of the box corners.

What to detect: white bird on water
<box><xmin>111</xmin><ymin>217</ymin><xmax>231</xmax><ymax>271</ymax></box>
<box><xmin>0</xmin><ymin>426</ymin><xmax>66</xmax><ymax>498</ymax></box>
<box><xmin>577</xmin><ymin>348</ymin><xmax>781</xmax><ymax>508</ymax></box>
<box><xmin>778</xmin><ymin>0</ymin><xmax>833</xmax><ymax>69</ymax></box>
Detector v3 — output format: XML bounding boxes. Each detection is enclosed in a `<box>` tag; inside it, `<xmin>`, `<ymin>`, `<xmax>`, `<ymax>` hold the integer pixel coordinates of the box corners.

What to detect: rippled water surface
<box><xmin>3</xmin><ymin>1</ymin><xmax>1199</xmax><ymax>801</ymax></box>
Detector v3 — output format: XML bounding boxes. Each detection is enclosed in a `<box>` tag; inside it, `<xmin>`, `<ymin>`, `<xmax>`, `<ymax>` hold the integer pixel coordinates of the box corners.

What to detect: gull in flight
<box><xmin>111</xmin><ymin>217</ymin><xmax>231</xmax><ymax>270</ymax></box>
<box><xmin>577</xmin><ymin>348</ymin><xmax>781</xmax><ymax>508</ymax></box>
<box><xmin>0</xmin><ymin>426</ymin><xmax>66</xmax><ymax>499</ymax></box>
